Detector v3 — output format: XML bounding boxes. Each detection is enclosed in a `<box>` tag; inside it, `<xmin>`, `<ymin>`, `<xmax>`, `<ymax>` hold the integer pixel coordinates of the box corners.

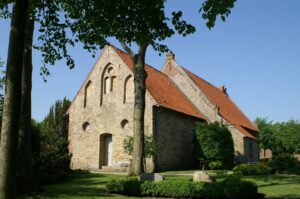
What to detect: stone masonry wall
<box><xmin>153</xmin><ymin>107</ymin><xmax>200</xmax><ymax>171</ymax></box>
<box><xmin>68</xmin><ymin>46</ymin><xmax>155</xmax><ymax>171</ymax></box>
<box><xmin>161</xmin><ymin>60</ymin><xmax>256</xmax><ymax>163</ymax></box>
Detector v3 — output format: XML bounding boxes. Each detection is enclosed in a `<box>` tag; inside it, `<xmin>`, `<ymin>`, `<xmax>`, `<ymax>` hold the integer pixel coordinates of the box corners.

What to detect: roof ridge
<box><xmin>110</xmin><ymin>45</ymin><xmax>170</xmax><ymax>77</ymax></box>
<box><xmin>180</xmin><ymin>64</ymin><xmax>258</xmax><ymax>133</ymax></box>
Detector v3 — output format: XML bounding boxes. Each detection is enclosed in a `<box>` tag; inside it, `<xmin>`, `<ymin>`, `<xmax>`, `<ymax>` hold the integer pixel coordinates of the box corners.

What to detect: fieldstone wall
<box><xmin>153</xmin><ymin>107</ymin><xmax>200</xmax><ymax>171</ymax></box>
<box><xmin>68</xmin><ymin>46</ymin><xmax>155</xmax><ymax>171</ymax></box>
<box><xmin>161</xmin><ymin>60</ymin><xmax>258</xmax><ymax>163</ymax></box>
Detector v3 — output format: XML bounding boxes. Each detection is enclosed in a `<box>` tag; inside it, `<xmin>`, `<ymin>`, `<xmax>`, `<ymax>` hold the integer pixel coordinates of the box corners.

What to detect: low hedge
<box><xmin>269</xmin><ymin>153</ymin><xmax>300</xmax><ymax>175</ymax></box>
<box><xmin>106</xmin><ymin>176</ymin><xmax>258</xmax><ymax>199</ymax></box>
<box><xmin>233</xmin><ymin>162</ymin><xmax>273</xmax><ymax>176</ymax></box>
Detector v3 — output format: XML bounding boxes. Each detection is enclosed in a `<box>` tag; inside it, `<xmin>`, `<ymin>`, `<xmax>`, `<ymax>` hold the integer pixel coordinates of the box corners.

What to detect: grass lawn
<box><xmin>19</xmin><ymin>173</ymin><xmax>300</xmax><ymax>199</ymax></box>
<box><xmin>244</xmin><ymin>175</ymin><xmax>300</xmax><ymax>199</ymax></box>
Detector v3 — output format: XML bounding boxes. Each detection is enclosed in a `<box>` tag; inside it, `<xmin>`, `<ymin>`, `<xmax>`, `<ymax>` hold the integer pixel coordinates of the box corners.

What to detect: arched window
<box><xmin>103</xmin><ymin>67</ymin><xmax>116</xmax><ymax>95</ymax></box>
<box><xmin>100</xmin><ymin>64</ymin><xmax>118</xmax><ymax>106</ymax></box>
<box><xmin>84</xmin><ymin>81</ymin><xmax>92</xmax><ymax>108</ymax></box>
<box><xmin>82</xmin><ymin>122</ymin><xmax>90</xmax><ymax>132</ymax></box>
<box><xmin>120</xmin><ymin>119</ymin><xmax>129</xmax><ymax>129</ymax></box>
<box><xmin>110</xmin><ymin>76</ymin><xmax>117</xmax><ymax>92</ymax></box>
<box><xmin>123</xmin><ymin>75</ymin><xmax>133</xmax><ymax>103</ymax></box>
<box><xmin>104</xmin><ymin>77</ymin><xmax>110</xmax><ymax>94</ymax></box>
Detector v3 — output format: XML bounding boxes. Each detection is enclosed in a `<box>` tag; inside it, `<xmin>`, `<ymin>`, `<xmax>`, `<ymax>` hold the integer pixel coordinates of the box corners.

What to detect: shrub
<box><xmin>106</xmin><ymin>177</ymin><xmax>141</xmax><ymax>196</ymax></box>
<box><xmin>221</xmin><ymin>175</ymin><xmax>258</xmax><ymax>199</ymax></box>
<box><xmin>142</xmin><ymin>180</ymin><xmax>194</xmax><ymax>198</ymax></box>
<box><xmin>194</xmin><ymin>122</ymin><xmax>235</xmax><ymax>170</ymax></box>
<box><xmin>208</xmin><ymin>160</ymin><xmax>223</xmax><ymax>170</ymax></box>
<box><xmin>106</xmin><ymin>176</ymin><xmax>258</xmax><ymax>199</ymax></box>
<box><xmin>233</xmin><ymin>162</ymin><xmax>273</xmax><ymax>176</ymax></box>
<box><xmin>269</xmin><ymin>153</ymin><xmax>300</xmax><ymax>174</ymax></box>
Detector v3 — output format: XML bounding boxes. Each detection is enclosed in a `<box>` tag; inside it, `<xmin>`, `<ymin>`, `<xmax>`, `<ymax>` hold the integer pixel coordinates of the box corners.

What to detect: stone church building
<box><xmin>66</xmin><ymin>45</ymin><xmax>259</xmax><ymax>172</ymax></box>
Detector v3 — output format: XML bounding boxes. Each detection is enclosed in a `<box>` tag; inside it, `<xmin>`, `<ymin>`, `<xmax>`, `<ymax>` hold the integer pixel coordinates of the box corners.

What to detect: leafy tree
<box><xmin>255</xmin><ymin>118</ymin><xmax>300</xmax><ymax>155</ymax></box>
<box><xmin>37</xmin><ymin>98</ymin><xmax>71</xmax><ymax>183</ymax></box>
<box><xmin>194</xmin><ymin>122</ymin><xmax>234</xmax><ymax>170</ymax></box>
<box><xmin>63</xmin><ymin>0</ymin><xmax>236</xmax><ymax>175</ymax></box>
<box><xmin>254</xmin><ymin>118</ymin><xmax>276</xmax><ymax>151</ymax></box>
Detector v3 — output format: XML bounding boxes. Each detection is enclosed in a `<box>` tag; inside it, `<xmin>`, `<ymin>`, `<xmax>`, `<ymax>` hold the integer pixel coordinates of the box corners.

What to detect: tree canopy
<box><xmin>255</xmin><ymin>118</ymin><xmax>300</xmax><ymax>155</ymax></box>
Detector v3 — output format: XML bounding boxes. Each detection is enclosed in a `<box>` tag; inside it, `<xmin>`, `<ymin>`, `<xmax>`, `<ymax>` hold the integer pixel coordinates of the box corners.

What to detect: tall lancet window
<box><xmin>84</xmin><ymin>80</ymin><xmax>92</xmax><ymax>108</ymax></box>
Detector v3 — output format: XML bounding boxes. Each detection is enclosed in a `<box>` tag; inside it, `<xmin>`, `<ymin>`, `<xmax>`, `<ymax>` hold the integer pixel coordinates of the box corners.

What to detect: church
<box><xmin>66</xmin><ymin>45</ymin><xmax>259</xmax><ymax>172</ymax></box>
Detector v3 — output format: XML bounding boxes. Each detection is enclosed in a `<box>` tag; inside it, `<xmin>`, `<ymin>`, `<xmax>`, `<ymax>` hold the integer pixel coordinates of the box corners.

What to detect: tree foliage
<box><xmin>34</xmin><ymin>98</ymin><xmax>71</xmax><ymax>183</ymax></box>
<box><xmin>194</xmin><ymin>122</ymin><xmax>234</xmax><ymax>169</ymax></box>
<box><xmin>254</xmin><ymin>117</ymin><xmax>300</xmax><ymax>155</ymax></box>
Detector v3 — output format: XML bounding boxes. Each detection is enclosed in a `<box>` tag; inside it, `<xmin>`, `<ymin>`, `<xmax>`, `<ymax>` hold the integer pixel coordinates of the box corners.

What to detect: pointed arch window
<box><xmin>84</xmin><ymin>80</ymin><xmax>92</xmax><ymax>108</ymax></box>
<box><xmin>123</xmin><ymin>75</ymin><xmax>133</xmax><ymax>103</ymax></box>
<box><xmin>103</xmin><ymin>67</ymin><xmax>116</xmax><ymax>95</ymax></box>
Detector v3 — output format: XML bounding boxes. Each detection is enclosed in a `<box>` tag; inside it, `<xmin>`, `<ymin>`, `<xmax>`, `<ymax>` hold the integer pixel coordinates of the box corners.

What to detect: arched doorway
<box><xmin>99</xmin><ymin>134</ymin><xmax>113</xmax><ymax>168</ymax></box>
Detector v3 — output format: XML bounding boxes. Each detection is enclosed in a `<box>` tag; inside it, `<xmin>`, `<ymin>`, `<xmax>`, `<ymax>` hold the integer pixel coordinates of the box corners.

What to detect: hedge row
<box><xmin>106</xmin><ymin>176</ymin><xmax>258</xmax><ymax>199</ymax></box>
<box><xmin>233</xmin><ymin>162</ymin><xmax>274</xmax><ymax>176</ymax></box>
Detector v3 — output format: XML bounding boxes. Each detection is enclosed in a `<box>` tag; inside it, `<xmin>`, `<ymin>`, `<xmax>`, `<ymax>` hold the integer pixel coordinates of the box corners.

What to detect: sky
<box><xmin>0</xmin><ymin>0</ymin><xmax>300</xmax><ymax>122</ymax></box>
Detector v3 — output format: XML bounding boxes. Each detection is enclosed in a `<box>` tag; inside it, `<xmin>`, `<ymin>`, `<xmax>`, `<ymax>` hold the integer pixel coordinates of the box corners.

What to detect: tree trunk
<box><xmin>17</xmin><ymin>7</ymin><xmax>34</xmax><ymax>194</ymax></box>
<box><xmin>0</xmin><ymin>0</ymin><xmax>29</xmax><ymax>198</ymax></box>
<box><xmin>130</xmin><ymin>45</ymin><xmax>147</xmax><ymax>175</ymax></box>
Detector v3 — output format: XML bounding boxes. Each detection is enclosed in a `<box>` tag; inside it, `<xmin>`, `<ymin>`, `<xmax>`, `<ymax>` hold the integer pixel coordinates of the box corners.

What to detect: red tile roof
<box><xmin>112</xmin><ymin>47</ymin><xmax>206</xmax><ymax>120</ymax></box>
<box><xmin>182</xmin><ymin>67</ymin><xmax>258</xmax><ymax>139</ymax></box>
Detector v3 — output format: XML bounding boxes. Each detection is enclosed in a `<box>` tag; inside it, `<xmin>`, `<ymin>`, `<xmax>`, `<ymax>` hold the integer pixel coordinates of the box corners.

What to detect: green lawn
<box><xmin>244</xmin><ymin>175</ymin><xmax>300</xmax><ymax>199</ymax></box>
<box><xmin>20</xmin><ymin>173</ymin><xmax>300</xmax><ymax>199</ymax></box>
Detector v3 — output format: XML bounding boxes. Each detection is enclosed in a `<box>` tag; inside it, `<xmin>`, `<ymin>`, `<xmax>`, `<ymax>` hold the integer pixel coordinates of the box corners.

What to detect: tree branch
<box><xmin>120</xmin><ymin>41</ymin><xmax>134</xmax><ymax>57</ymax></box>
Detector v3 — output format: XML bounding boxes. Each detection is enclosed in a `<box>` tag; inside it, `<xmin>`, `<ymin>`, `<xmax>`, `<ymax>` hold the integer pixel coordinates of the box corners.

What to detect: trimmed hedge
<box><xmin>233</xmin><ymin>162</ymin><xmax>273</xmax><ymax>176</ymax></box>
<box><xmin>106</xmin><ymin>176</ymin><xmax>258</xmax><ymax>199</ymax></box>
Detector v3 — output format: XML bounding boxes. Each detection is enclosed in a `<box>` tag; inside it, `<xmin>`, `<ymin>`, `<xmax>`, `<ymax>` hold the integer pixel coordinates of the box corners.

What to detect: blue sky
<box><xmin>1</xmin><ymin>0</ymin><xmax>300</xmax><ymax>122</ymax></box>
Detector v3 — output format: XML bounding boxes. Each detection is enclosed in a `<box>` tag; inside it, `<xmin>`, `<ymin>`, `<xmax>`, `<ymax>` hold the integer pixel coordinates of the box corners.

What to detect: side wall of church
<box><xmin>68</xmin><ymin>47</ymin><xmax>155</xmax><ymax>171</ymax></box>
<box><xmin>153</xmin><ymin>107</ymin><xmax>200</xmax><ymax>171</ymax></box>
<box><xmin>161</xmin><ymin>61</ymin><xmax>257</xmax><ymax>163</ymax></box>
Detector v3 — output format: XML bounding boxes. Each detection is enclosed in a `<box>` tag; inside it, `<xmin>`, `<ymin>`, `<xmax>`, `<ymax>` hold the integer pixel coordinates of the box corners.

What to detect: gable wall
<box><xmin>68</xmin><ymin>47</ymin><xmax>155</xmax><ymax>171</ymax></box>
<box><xmin>161</xmin><ymin>61</ymin><xmax>258</xmax><ymax>163</ymax></box>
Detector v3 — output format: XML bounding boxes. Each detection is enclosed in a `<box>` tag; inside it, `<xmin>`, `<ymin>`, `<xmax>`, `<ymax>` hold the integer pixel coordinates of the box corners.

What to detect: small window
<box><xmin>120</xmin><ymin>119</ymin><xmax>129</xmax><ymax>129</ymax></box>
<box><xmin>82</xmin><ymin>122</ymin><xmax>90</xmax><ymax>132</ymax></box>
<box><xmin>84</xmin><ymin>81</ymin><xmax>91</xmax><ymax>108</ymax></box>
<box><xmin>110</xmin><ymin>76</ymin><xmax>116</xmax><ymax>92</ymax></box>
<box><xmin>104</xmin><ymin>77</ymin><xmax>110</xmax><ymax>94</ymax></box>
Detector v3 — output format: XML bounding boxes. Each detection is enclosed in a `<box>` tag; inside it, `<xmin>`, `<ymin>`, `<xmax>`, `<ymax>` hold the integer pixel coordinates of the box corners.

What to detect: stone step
<box><xmin>101</xmin><ymin>166</ymin><xmax>113</xmax><ymax>171</ymax></box>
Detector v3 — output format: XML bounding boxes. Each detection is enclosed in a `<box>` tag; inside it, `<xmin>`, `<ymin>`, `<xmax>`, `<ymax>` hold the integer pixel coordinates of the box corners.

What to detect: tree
<box><xmin>0</xmin><ymin>1</ymin><xmax>79</xmax><ymax>195</ymax></box>
<box><xmin>0</xmin><ymin>58</ymin><xmax>5</xmax><ymax>138</ymax></box>
<box><xmin>255</xmin><ymin>118</ymin><xmax>300</xmax><ymax>156</ymax></box>
<box><xmin>254</xmin><ymin>118</ymin><xmax>276</xmax><ymax>151</ymax></box>
<box><xmin>63</xmin><ymin>0</ymin><xmax>236</xmax><ymax>175</ymax></box>
<box><xmin>0</xmin><ymin>0</ymin><xmax>29</xmax><ymax>197</ymax></box>
<box><xmin>194</xmin><ymin>122</ymin><xmax>235</xmax><ymax>170</ymax></box>
<box><xmin>37</xmin><ymin>98</ymin><xmax>71</xmax><ymax>183</ymax></box>
<box><xmin>16</xmin><ymin>2</ymin><xmax>35</xmax><ymax>193</ymax></box>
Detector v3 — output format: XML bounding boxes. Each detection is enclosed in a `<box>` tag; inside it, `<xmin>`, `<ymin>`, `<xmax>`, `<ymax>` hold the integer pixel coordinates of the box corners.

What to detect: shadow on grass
<box><xmin>20</xmin><ymin>173</ymin><xmax>126</xmax><ymax>199</ymax></box>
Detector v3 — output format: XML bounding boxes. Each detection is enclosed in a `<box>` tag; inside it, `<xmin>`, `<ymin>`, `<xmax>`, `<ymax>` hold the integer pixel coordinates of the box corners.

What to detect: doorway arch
<box><xmin>99</xmin><ymin>133</ymin><xmax>113</xmax><ymax>168</ymax></box>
